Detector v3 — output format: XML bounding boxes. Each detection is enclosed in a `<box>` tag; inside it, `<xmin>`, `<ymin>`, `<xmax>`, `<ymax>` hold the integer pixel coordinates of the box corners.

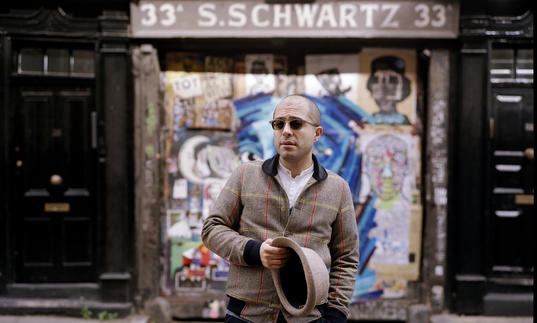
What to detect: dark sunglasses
<box><xmin>269</xmin><ymin>118</ymin><xmax>319</xmax><ymax>130</ymax></box>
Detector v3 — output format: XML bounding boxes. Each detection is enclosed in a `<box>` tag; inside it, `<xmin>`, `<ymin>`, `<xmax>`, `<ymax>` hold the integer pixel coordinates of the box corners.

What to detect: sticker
<box><xmin>172</xmin><ymin>74</ymin><xmax>203</xmax><ymax>98</ymax></box>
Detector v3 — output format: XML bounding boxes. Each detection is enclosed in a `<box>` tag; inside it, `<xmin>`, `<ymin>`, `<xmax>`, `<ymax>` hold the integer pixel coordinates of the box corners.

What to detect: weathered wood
<box><xmin>132</xmin><ymin>44</ymin><xmax>162</xmax><ymax>303</ymax></box>
<box><xmin>423</xmin><ymin>49</ymin><xmax>450</xmax><ymax>312</ymax></box>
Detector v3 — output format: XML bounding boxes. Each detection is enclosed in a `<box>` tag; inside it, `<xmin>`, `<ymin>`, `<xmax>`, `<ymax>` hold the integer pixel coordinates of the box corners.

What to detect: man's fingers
<box><xmin>264</xmin><ymin>246</ymin><xmax>291</xmax><ymax>255</ymax></box>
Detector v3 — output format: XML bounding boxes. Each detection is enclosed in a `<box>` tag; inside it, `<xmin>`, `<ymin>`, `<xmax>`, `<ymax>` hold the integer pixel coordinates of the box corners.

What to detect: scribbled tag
<box><xmin>204</xmin><ymin>73</ymin><xmax>232</xmax><ymax>102</ymax></box>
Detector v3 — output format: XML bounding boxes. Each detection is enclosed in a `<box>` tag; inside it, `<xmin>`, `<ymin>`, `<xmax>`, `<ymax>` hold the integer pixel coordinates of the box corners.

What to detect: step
<box><xmin>6</xmin><ymin>283</ymin><xmax>100</xmax><ymax>300</ymax></box>
<box><xmin>483</xmin><ymin>292</ymin><xmax>533</xmax><ymax>316</ymax></box>
<box><xmin>0</xmin><ymin>297</ymin><xmax>132</xmax><ymax>318</ymax></box>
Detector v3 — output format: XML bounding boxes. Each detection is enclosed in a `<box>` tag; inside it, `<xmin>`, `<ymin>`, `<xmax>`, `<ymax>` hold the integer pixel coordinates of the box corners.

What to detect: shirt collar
<box><xmin>277</xmin><ymin>160</ymin><xmax>314</xmax><ymax>180</ymax></box>
<box><xmin>262</xmin><ymin>154</ymin><xmax>328</xmax><ymax>181</ymax></box>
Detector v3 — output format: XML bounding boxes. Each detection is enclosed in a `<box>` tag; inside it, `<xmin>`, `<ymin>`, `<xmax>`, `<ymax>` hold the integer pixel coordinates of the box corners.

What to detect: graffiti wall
<box><xmin>161</xmin><ymin>49</ymin><xmax>422</xmax><ymax>303</ymax></box>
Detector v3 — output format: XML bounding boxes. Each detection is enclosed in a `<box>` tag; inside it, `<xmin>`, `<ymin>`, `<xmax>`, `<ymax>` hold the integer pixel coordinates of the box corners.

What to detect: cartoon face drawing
<box><xmin>364</xmin><ymin>135</ymin><xmax>409</xmax><ymax>209</ymax></box>
<box><xmin>366</xmin><ymin>56</ymin><xmax>411</xmax><ymax>125</ymax></box>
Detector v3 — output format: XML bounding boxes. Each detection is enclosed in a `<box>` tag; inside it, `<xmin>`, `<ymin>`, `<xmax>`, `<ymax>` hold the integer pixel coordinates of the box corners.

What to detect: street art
<box><xmin>358</xmin><ymin>49</ymin><xmax>417</xmax><ymax>125</ymax></box>
<box><xmin>245</xmin><ymin>54</ymin><xmax>276</xmax><ymax>95</ymax></box>
<box><xmin>163</xmin><ymin>129</ymin><xmax>240</xmax><ymax>294</ymax></box>
<box><xmin>161</xmin><ymin>51</ymin><xmax>423</xmax><ymax>301</ymax></box>
<box><xmin>163</xmin><ymin>54</ymin><xmax>235</xmax><ymax>130</ymax></box>
<box><xmin>359</xmin><ymin>131</ymin><xmax>415</xmax><ymax>264</ymax></box>
<box><xmin>305</xmin><ymin>54</ymin><xmax>360</xmax><ymax>103</ymax></box>
<box><xmin>353</xmin><ymin>128</ymin><xmax>422</xmax><ymax>301</ymax></box>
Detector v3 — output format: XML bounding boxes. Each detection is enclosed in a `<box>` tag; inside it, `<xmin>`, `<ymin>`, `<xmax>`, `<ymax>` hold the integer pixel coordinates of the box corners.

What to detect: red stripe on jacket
<box><xmin>331</xmin><ymin>181</ymin><xmax>347</xmax><ymax>299</ymax></box>
<box><xmin>304</xmin><ymin>183</ymin><xmax>318</xmax><ymax>248</ymax></box>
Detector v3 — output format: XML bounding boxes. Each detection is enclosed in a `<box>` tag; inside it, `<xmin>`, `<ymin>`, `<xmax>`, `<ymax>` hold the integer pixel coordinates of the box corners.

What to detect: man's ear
<box><xmin>314</xmin><ymin>126</ymin><xmax>323</xmax><ymax>141</ymax></box>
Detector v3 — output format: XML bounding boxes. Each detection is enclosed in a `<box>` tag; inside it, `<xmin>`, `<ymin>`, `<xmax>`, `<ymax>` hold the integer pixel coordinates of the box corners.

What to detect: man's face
<box><xmin>272</xmin><ymin>97</ymin><xmax>322</xmax><ymax>167</ymax></box>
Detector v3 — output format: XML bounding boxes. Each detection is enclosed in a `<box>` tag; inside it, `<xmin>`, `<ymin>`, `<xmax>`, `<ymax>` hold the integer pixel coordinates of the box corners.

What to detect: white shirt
<box><xmin>277</xmin><ymin>161</ymin><xmax>314</xmax><ymax>209</ymax></box>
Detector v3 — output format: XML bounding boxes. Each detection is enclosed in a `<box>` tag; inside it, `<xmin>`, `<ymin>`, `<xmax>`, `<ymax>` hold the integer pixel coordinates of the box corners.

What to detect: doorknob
<box><xmin>524</xmin><ymin>148</ymin><xmax>533</xmax><ymax>160</ymax></box>
<box><xmin>50</xmin><ymin>174</ymin><xmax>63</xmax><ymax>186</ymax></box>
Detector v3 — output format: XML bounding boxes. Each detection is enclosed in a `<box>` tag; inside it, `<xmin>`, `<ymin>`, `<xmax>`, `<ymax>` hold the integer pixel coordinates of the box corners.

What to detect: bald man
<box><xmin>203</xmin><ymin>95</ymin><xmax>359</xmax><ymax>323</ymax></box>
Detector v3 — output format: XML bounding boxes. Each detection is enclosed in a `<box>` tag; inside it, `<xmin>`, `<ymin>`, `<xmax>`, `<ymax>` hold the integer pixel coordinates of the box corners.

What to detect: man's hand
<box><xmin>260</xmin><ymin>239</ymin><xmax>291</xmax><ymax>269</ymax></box>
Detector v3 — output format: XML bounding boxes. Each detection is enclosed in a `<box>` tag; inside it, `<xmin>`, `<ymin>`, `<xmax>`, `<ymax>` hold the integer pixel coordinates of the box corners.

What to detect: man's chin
<box><xmin>279</xmin><ymin>152</ymin><xmax>296</xmax><ymax>161</ymax></box>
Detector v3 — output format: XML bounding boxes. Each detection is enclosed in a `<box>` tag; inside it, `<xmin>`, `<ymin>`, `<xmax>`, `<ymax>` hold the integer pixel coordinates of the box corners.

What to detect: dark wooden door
<box><xmin>13</xmin><ymin>88</ymin><xmax>97</xmax><ymax>282</ymax></box>
<box><xmin>489</xmin><ymin>87</ymin><xmax>534</xmax><ymax>277</ymax></box>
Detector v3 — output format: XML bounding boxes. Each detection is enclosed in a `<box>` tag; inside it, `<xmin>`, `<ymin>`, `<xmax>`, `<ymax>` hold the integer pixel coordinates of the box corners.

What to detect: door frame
<box><xmin>0</xmin><ymin>35</ymin><xmax>104</xmax><ymax>287</ymax></box>
<box><xmin>0</xmin><ymin>6</ymin><xmax>133</xmax><ymax>303</ymax></box>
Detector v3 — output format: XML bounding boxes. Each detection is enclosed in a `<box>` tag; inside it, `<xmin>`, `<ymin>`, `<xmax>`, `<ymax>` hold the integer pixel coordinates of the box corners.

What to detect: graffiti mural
<box><xmin>353</xmin><ymin>127</ymin><xmax>422</xmax><ymax>301</ymax></box>
<box><xmin>161</xmin><ymin>51</ymin><xmax>423</xmax><ymax>302</ymax></box>
<box><xmin>163</xmin><ymin>128</ymin><xmax>240</xmax><ymax>293</ymax></box>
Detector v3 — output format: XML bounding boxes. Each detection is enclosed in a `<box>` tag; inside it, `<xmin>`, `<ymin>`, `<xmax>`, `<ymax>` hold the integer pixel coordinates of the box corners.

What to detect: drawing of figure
<box><xmin>315</xmin><ymin>68</ymin><xmax>351</xmax><ymax>97</ymax></box>
<box><xmin>248</xmin><ymin>59</ymin><xmax>274</xmax><ymax>95</ymax></box>
<box><xmin>367</xmin><ymin>56</ymin><xmax>411</xmax><ymax>125</ymax></box>
<box><xmin>362</xmin><ymin>134</ymin><xmax>411</xmax><ymax>210</ymax></box>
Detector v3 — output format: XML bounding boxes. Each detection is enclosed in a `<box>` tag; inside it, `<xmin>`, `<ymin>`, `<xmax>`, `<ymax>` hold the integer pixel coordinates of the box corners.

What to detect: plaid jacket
<box><xmin>202</xmin><ymin>154</ymin><xmax>359</xmax><ymax>323</ymax></box>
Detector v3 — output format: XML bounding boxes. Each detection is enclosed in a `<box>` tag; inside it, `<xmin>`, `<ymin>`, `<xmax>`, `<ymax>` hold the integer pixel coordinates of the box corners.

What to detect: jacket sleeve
<box><xmin>326</xmin><ymin>180</ymin><xmax>359</xmax><ymax>318</ymax></box>
<box><xmin>202</xmin><ymin>163</ymin><xmax>261</xmax><ymax>266</ymax></box>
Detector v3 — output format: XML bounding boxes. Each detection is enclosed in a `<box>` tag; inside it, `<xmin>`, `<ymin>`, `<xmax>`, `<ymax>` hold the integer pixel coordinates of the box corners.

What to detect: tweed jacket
<box><xmin>202</xmin><ymin>154</ymin><xmax>359</xmax><ymax>323</ymax></box>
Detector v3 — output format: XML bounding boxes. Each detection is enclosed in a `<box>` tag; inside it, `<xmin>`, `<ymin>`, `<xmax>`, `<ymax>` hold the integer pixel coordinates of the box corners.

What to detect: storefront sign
<box><xmin>131</xmin><ymin>0</ymin><xmax>459</xmax><ymax>38</ymax></box>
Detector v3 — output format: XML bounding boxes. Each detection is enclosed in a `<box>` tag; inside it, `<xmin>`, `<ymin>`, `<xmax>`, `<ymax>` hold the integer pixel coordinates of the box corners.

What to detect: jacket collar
<box><xmin>262</xmin><ymin>154</ymin><xmax>328</xmax><ymax>182</ymax></box>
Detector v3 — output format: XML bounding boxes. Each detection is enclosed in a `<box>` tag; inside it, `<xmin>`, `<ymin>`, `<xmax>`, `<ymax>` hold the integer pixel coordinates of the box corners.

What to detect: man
<box><xmin>202</xmin><ymin>95</ymin><xmax>359</xmax><ymax>322</ymax></box>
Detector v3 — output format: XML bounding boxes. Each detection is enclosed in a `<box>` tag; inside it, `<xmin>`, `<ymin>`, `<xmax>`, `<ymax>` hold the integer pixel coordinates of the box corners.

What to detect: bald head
<box><xmin>274</xmin><ymin>95</ymin><xmax>321</xmax><ymax>125</ymax></box>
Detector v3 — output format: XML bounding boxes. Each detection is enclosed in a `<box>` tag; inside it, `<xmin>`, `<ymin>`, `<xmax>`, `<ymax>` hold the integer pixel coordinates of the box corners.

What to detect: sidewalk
<box><xmin>0</xmin><ymin>314</ymin><xmax>533</xmax><ymax>323</ymax></box>
<box><xmin>0</xmin><ymin>315</ymin><xmax>149</xmax><ymax>323</ymax></box>
<box><xmin>431</xmin><ymin>314</ymin><xmax>533</xmax><ymax>323</ymax></box>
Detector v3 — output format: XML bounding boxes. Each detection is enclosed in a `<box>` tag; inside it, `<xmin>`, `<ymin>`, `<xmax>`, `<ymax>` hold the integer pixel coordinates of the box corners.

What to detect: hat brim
<box><xmin>270</xmin><ymin>237</ymin><xmax>329</xmax><ymax>317</ymax></box>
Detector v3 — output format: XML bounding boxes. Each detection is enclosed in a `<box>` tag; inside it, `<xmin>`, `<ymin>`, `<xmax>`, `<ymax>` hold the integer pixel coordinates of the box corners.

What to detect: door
<box><xmin>12</xmin><ymin>88</ymin><xmax>97</xmax><ymax>282</ymax></box>
<box><xmin>488</xmin><ymin>87</ymin><xmax>534</xmax><ymax>277</ymax></box>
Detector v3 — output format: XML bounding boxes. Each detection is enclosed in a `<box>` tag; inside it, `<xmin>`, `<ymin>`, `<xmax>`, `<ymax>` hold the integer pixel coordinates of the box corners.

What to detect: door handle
<box><xmin>91</xmin><ymin>111</ymin><xmax>97</xmax><ymax>149</ymax></box>
<box><xmin>524</xmin><ymin>148</ymin><xmax>533</xmax><ymax>160</ymax></box>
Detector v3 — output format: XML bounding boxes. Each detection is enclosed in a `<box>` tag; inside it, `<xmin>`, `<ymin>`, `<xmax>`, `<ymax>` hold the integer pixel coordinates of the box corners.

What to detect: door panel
<box><xmin>14</xmin><ymin>88</ymin><xmax>96</xmax><ymax>283</ymax></box>
<box><xmin>489</xmin><ymin>87</ymin><xmax>534</xmax><ymax>275</ymax></box>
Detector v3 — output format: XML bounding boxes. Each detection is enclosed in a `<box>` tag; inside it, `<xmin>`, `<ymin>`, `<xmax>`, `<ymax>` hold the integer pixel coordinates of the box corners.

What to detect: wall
<box><xmin>134</xmin><ymin>45</ymin><xmax>436</xmax><ymax>320</ymax></box>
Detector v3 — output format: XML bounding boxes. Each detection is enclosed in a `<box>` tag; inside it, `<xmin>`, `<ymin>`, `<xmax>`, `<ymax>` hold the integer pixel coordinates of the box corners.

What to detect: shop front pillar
<box><xmin>132</xmin><ymin>44</ymin><xmax>162</xmax><ymax>303</ymax></box>
<box><xmin>98</xmin><ymin>9</ymin><xmax>133</xmax><ymax>303</ymax></box>
<box><xmin>423</xmin><ymin>49</ymin><xmax>451</xmax><ymax>313</ymax></box>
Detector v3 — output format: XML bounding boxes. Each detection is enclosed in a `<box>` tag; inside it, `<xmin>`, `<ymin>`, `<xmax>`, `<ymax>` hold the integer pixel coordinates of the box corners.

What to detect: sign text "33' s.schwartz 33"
<box><xmin>131</xmin><ymin>0</ymin><xmax>459</xmax><ymax>38</ymax></box>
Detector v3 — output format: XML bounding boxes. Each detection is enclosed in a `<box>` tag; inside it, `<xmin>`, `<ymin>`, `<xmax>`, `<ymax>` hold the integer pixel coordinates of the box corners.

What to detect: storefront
<box><xmin>130</xmin><ymin>1</ymin><xmax>459</xmax><ymax>321</ymax></box>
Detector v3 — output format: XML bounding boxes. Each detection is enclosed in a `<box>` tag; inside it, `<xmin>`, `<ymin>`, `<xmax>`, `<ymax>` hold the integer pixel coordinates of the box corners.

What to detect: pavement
<box><xmin>0</xmin><ymin>315</ymin><xmax>533</xmax><ymax>323</ymax></box>
<box><xmin>0</xmin><ymin>316</ymin><xmax>149</xmax><ymax>323</ymax></box>
<box><xmin>430</xmin><ymin>315</ymin><xmax>533</xmax><ymax>323</ymax></box>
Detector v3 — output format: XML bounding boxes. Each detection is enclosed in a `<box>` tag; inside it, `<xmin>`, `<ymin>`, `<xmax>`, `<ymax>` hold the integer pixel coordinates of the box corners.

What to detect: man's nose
<box><xmin>282</xmin><ymin>121</ymin><xmax>293</xmax><ymax>134</ymax></box>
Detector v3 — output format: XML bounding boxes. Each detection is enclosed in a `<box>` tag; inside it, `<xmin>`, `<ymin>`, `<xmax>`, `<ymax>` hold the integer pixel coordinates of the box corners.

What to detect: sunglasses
<box><xmin>269</xmin><ymin>118</ymin><xmax>319</xmax><ymax>131</ymax></box>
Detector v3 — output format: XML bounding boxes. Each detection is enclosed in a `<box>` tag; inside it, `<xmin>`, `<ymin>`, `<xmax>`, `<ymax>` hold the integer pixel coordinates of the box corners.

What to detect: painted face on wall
<box><xmin>364</xmin><ymin>135</ymin><xmax>408</xmax><ymax>208</ymax></box>
<box><xmin>369</xmin><ymin>69</ymin><xmax>404</xmax><ymax>113</ymax></box>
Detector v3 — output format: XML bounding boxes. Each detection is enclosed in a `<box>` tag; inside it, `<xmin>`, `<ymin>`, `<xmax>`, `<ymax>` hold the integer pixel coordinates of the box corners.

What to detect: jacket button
<box><xmin>281</xmin><ymin>206</ymin><xmax>286</xmax><ymax>212</ymax></box>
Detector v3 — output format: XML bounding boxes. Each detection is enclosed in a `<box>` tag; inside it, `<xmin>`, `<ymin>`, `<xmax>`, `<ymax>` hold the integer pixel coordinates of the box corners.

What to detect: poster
<box><xmin>163</xmin><ymin>71</ymin><xmax>234</xmax><ymax>130</ymax></box>
<box><xmin>163</xmin><ymin>130</ymin><xmax>240</xmax><ymax>294</ymax></box>
<box><xmin>357</xmin><ymin>49</ymin><xmax>417</xmax><ymax>125</ymax></box>
<box><xmin>305</xmin><ymin>54</ymin><xmax>359</xmax><ymax>103</ymax></box>
<box><xmin>245</xmin><ymin>54</ymin><xmax>276</xmax><ymax>95</ymax></box>
<box><xmin>357</xmin><ymin>125</ymin><xmax>422</xmax><ymax>280</ymax></box>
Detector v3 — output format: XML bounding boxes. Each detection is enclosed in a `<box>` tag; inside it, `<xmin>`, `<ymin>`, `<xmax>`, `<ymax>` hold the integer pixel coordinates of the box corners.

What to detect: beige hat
<box><xmin>270</xmin><ymin>237</ymin><xmax>329</xmax><ymax>317</ymax></box>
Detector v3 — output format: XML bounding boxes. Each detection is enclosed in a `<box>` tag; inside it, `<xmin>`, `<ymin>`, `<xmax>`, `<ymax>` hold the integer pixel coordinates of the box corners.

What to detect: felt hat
<box><xmin>270</xmin><ymin>237</ymin><xmax>329</xmax><ymax>317</ymax></box>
